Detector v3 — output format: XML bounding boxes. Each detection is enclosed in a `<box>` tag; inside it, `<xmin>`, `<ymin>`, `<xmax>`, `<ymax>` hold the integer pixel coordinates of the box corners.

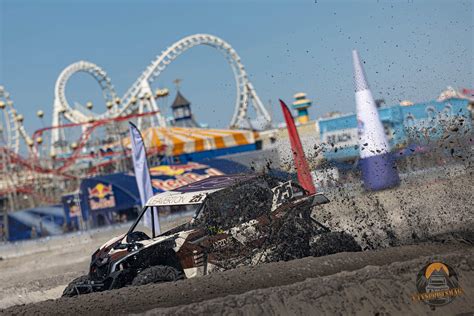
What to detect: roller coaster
<box><xmin>51</xmin><ymin>33</ymin><xmax>272</xmax><ymax>156</ymax></box>
<box><xmin>0</xmin><ymin>85</ymin><xmax>60</xmax><ymax>211</ymax></box>
<box><xmin>0</xmin><ymin>86</ymin><xmax>34</xmax><ymax>154</ymax></box>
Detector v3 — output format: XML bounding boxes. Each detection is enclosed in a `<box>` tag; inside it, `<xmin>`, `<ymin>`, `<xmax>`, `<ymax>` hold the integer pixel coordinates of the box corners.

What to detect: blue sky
<box><xmin>0</xmin><ymin>0</ymin><xmax>472</xmax><ymax>134</ymax></box>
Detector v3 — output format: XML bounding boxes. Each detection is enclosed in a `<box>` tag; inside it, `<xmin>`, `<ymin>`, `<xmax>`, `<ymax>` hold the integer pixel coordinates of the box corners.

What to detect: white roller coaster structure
<box><xmin>0</xmin><ymin>85</ymin><xmax>34</xmax><ymax>154</ymax></box>
<box><xmin>51</xmin><ymin>34</ymin><xmax>272</xmax><ymax>155</ymax></box>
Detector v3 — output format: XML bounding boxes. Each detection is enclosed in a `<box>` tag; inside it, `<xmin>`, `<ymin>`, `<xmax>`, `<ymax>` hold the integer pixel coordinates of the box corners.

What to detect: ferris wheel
<box><xmin>0</xmin><ymin>85</ymin><xmax>34</xmax><ymax>154</ymax></box>
<box><xmin>51</xmin><ymin>34</ymin><xmax>272</xmax><ymax>156</ymax></box>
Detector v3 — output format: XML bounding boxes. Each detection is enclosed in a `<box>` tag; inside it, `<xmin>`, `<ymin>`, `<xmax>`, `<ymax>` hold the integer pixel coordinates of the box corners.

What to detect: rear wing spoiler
<box><xmin>271</xmin><ymin>180</ymin><xmax>330</xmax><ymax>211</ymax></box>
<box><xmin>311</xmin><ymin>193</ymin><xmax>330</xmax><ymax>207</ymax></box>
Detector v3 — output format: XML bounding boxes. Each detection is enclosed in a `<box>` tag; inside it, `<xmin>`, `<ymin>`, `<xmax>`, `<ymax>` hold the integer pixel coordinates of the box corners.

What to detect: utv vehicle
<box><xmin>63</xmin><ymin>174</ymin><xmax>360</xmax><ymax>297</ymax></box>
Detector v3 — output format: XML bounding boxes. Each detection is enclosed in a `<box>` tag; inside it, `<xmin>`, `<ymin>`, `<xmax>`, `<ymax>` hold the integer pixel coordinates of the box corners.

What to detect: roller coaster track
<box><xmin>52</xmin><ymin>34</ymin><xmax>272</xmax><ymax>155</ymax></box>
<box><xmin>53</xmin><ymin>61</ymin><xmax>118</xmax><ymax>124</ymax></box>
<box><xmin>41</xmin><ymin>110</ymin><xmax>163</xmax><ymax>173</ymax></box>
<box><xmin>0</xmin><ymin>85</ymin><xmax>34</xmax><ymax>154</ymax></box>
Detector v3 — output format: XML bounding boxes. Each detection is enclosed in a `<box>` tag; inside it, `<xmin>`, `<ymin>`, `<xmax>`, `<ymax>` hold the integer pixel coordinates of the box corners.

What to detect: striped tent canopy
<box><xmin>123</xmin><ymin>127</ymin><xmax>256</xmax><ymax>156</ymax></box>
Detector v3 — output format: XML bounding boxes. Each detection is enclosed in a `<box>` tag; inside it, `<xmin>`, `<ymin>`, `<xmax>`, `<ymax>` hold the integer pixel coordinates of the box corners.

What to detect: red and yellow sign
<box><xmin>151</xmin><ymin>163</ymin><xmax>224</xmax><ymax>191</ymax></box>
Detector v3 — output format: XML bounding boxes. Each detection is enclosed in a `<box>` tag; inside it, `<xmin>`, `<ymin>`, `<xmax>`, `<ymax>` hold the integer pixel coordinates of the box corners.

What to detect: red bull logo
<box><xmin>69</xmin><ymin>205</ymin><xmax>81</xmax><ymax>218</ymax></box>
<box><xmin>88</xmin><ymin>183</ymin><xmax>116</xmax><ymax>210</ymax></box>
<box><xmin>152</xmin><ymin>168</ymin><xmax>223</xmax><ymax>191</ymax></box>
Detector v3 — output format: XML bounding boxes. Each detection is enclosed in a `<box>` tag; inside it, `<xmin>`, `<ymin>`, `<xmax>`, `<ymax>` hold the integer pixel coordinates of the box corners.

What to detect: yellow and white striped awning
<box><xmin>124</xmin><ymin>127</ymin><xmax>256</xmax><ymax>156</ymax></box>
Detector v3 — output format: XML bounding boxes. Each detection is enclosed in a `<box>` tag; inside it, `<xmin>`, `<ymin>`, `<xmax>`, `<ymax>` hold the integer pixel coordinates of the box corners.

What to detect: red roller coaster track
<box><xmin>31</xmin><ymin>111</ymin><xmax>164</xmax><ymax>173</ymax></box>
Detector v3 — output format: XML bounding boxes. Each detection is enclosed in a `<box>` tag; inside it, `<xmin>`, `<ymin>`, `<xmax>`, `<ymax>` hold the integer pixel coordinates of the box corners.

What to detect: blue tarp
<box><xmin>7</xmin><ymin>205</ymin><xmax>65</xmax><ymax>241</ymax></box>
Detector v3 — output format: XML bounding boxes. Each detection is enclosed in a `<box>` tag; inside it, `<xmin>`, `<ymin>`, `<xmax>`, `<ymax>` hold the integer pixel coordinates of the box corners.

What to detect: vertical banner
<box><xmin>279</xmin><ymin>99</ymin><xmax>316</xmax><ymax>194</ymax></box>
<box><xmin>129</xmin><ymin>122</ymin><xmax>160</xmax><ymax>235</ymax></box>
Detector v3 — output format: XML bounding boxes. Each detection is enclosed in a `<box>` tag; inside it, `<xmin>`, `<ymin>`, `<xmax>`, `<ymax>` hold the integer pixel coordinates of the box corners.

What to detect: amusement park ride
<box><xmin>0</xmin><ymin>34</ymin><xmax>274</xmax><ymax>211</ymax></box>
<box><xmin>51</xmin><ymin>34</ymin><xmax>271</xmax><ymax>155</ymax></box>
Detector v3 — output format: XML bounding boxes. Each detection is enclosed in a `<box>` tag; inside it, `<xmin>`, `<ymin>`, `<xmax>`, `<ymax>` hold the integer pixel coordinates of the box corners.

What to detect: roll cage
<box><xmin>127</xmin><ymin>174</ymin><xmax>310</xmax><ymax>239</ymax></box>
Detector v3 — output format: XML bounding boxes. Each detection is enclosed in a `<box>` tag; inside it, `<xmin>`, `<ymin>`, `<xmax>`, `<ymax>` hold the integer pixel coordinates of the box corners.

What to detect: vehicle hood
<box><xmin>99</xmin><ymin>233</ymin><xmax>126</xmax><ymax>250</ymax></box>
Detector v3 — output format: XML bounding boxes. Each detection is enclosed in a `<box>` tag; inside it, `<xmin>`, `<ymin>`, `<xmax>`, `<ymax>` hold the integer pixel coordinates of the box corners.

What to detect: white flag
<box><xmin>129</xmin><ymin>122</ymin><xmax>160</xmax><ymax>235</ymax></box>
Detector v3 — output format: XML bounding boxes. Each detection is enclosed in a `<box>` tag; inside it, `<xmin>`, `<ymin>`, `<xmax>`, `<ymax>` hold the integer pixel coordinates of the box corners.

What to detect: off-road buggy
<box><xmin>63</xmin><ymin>174</ymin><xmax>360</xmax><ymax>297</ymax></box>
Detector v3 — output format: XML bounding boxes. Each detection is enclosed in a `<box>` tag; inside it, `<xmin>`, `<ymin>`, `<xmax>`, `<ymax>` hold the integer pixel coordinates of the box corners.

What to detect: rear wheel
<box><xmin>132</xmin><ymin>265</ymin><xmax>184</xmax><ymax>286</ymax></box>
<box><xmin>310</xmin><ymin>231</ymin><xmax>361</xmax><ymax>257</ymax></box>
<box><xmin>62</xmin><ymin>275</ymin><xmax>91</xmax><ymax>297</ymax></box>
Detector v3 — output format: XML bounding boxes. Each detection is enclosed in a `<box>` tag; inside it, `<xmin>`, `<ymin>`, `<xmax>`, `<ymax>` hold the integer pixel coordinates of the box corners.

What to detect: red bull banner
<box><xmin>88</xmin><ymin>183</ymin><xmax>116</xmax><ymax>210</ymax></box>
<box><xmin>150</xmin><ymin>162</ymin><xmax>224</xmax><ymax>191</ymax></box>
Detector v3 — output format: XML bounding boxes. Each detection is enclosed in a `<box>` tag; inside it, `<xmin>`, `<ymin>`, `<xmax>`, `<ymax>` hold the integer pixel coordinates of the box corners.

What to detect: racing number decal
<box><xmin>189</xmin><ymin>193</ymin><xmax>205</xmax><ymax>203</ymax></box>
<box><xmin>212</xmin><ymin>237</ymin><xmax>230</xmax><ymax>249</ymax></box>
<box><xmin>271</xmin><ymin>181</ymin><xmax>294</xmax><ymax>211</ymax></box>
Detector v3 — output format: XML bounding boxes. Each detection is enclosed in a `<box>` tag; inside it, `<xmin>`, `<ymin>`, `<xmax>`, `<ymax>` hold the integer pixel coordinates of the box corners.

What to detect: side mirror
<box><xmin>126</xmin><ymin>231</ymin><xmax>150</xmax><ymax>243</ymax></box>
<box><xmin>312</xmin><ymin>194</ymin><xmax>330</xmax><ymax>207</ymax></box>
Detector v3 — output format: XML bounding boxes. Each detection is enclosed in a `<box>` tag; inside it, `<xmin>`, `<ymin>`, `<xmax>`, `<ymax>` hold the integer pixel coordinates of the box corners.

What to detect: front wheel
<box><xmin>131</xmin><ymin>265</ymin><xmax>184</xmax><ymax>286</ymax></box>
<box><xmin>62</xmin><ymin>275</ymin><xmax>92</xmax><ymax>297</ymax></box>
